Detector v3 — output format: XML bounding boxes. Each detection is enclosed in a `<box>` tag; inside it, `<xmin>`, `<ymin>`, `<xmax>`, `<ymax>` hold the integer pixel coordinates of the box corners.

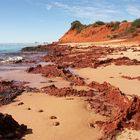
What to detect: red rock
<box><xmin>0</xmin><ymin>113</ymin><xmax>28</xmax><ymax>139</ymax></box>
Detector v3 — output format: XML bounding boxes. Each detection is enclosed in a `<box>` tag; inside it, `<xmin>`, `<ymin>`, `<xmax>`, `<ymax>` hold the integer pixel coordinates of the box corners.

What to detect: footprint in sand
<box><xmin>27</xmin><ymin>107</ymin><xmax>31</xmax><ymax>110</ymax></box>
<box><xmin>38</xmin><ymin>109</ymin><xmax>44</xmax><ymax>113</ymax></box>
<box><xmin>53</xmin><ymin>122</ymin><xmax>60</xmax><ymax>126</ymax></box>
<box><xmin>17</xmin><ymin>102</ymin><xmax>24</xmax><ymax>106</ymax></box>
<box><xmin>50</xmin><ymin>116</ymin><xmax>57</xmax><ymax>119</ymax></box>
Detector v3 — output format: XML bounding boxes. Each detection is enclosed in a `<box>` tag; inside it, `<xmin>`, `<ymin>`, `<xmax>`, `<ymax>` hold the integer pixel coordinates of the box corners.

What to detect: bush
<box><xmin>94</xmin><ymin>21</ymin><xmax>105</xmax><ymax>25</ymax></box>
<box><xmin>70</xmin><ymin>20</ymin><xmax>87</xmax><ymax>33</ymax></box>
<box><xmin>122</xmin><ymin>20</ymin><xmax>128</xmax><ymax>23</ymax></box>
<box><xmin>111</xmin><ymin>22</ymin><xmax>120</xmax><ymax>31</ymax></box>
<box><xmin>132</xmin><ymin>18</ymin><xmax>140</xmax><ymax>28</ymax></box>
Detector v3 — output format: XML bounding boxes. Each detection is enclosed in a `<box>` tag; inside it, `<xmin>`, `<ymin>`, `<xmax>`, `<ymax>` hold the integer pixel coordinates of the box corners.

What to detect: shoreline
<box><xmin>0</xmin><ymin>42</ymin><xmax>140</xmax><ymax>139</ymax></box>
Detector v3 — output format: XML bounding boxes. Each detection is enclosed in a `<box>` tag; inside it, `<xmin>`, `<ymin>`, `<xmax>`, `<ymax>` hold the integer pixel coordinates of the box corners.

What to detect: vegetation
<box><xmin>111</xmin><ymin>22</ymin><xmax>121</xmax><ymax>31</ymax></box>
<box><xmin>132</xmin><ymin>18</ymin><xmax>140</xmax><ymax>28</ymax></box>
<box><xmin>70</xmin><ymin>20</ymin><xmax>106</xmax><ymax>33</ymax></box>
<box><xmin>70</xmin><ymin>18</ymin><xmax>140</xmax><ymax>38</ymax></box>
<box><xmin>122</xmin><ymin>20</ymin><xmax>128</xmax><ymax>23</ymax></box>
<box><xmin>70</xmin><ymin>20</ymin><xmax>87</xmax><ymax>33</ymax></box>
<box><xmin>94</xmin><ymin>21</ymin><xmax>105</xmax><ymax>26</ymax></box>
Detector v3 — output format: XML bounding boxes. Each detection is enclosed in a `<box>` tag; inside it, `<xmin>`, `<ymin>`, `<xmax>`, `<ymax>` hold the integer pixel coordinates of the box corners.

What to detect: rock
<box><xmin>0</xmin><ymin>80</ymin><xmax>25</xmax><ymax>105</ymax></box>
<box><xmin>0</xmin><ymin>113</ymin><xmax>27</xmax><ymax>139</ymax></box>
<box><xmin>27</xmin><ymin>65</ymin><xmax>85</xmax><ymax>86</ymax></box>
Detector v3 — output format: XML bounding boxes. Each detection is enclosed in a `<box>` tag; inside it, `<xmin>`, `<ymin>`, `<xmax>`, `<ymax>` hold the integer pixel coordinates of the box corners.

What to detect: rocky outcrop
<box><xmin>98</xmin><ymin>97</ymin><xmax>140</xmax><ymax>140</ymax></box>
<box><xmin>87</xmin><ymin>82</ymin><xmax>140</xmax><ymax>140</ymax></box>
<box><xmin>28</xmin><ymin>65</ymin><xmax>85</xmax><ymax>86</ymax></box>
<box><xmin>24</xmin><ymin>41</ymin><xmax>140</xmax><ymax>140</ymax></box>
<box><xmin>41</xmin><ymin>85</ymin><xmax>95</xmax><ymax>97</ymax></box>
<box><xmin>0</xmin><ymin>113</ymin><xmax>27</xmax><ymax>139</ymax></box>
<box><xmin>122</xmin><ymin>75</ymin><xmax>140</xmax><ymax>81</ymax></box>
<box><xmin>0</xmin><ymin>81</ymin><xmax>25</xmax><ymax>105</ymax></box>
<box><xmin>42</xmin><ymin>45</ymin><xmax>116</xmax><ymax>68</ymax></box>
<box><xmin>41</xmin><ymin>81</ymin><xmax>140</xmax><ymax>140</ymax></box>
<box><xmin>0</xmin><ymin>80</ymin><xmax>39</xmax><ymax>106</ymax></box>
<box><xmin>42</xmin><ymin>45</ymin><xmax>140</xmax><ymax>68</ymax></box>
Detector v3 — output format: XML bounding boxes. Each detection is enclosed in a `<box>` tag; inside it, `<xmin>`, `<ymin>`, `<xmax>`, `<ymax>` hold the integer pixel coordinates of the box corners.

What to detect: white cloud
<box><xmin>46</xmin><ymin>4</ymin><xmax>52</xmax><ymax>10</ymax></box>
<box><xmin>48</xmin><ymin>1</ymin><xmax>119</xmax><ymax>19</ymax></box>
<box><xmin>127</xmin><ymin>5</ymin><xmax>140</xmax><ymax>17</ymax></box>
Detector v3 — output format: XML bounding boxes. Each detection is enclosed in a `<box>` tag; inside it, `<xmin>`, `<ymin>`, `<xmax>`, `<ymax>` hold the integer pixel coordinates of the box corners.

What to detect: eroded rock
<box><xmin>0</xmin><ymin>113</ymin><xmax>28</xmax><ymax>139</ymax></box>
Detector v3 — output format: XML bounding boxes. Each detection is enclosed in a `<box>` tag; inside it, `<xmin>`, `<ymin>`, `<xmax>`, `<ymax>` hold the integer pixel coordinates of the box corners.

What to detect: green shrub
<box><xmin>132</xmin><ymin>18</ymin><xmax>140</xmax><ymax>28</ymax></box>
<box><xmin>111</xmin><ymin>22</ymin><xmax>120</xmax><ymax>31</ymax></box>
<box><xmin>94</xmin><ymin>21</ymin><xmax>105</xmax><ymax>25</ymax></box>
<box><xmin>70</xmin><ymin>20</ymin><xmax>87</xmax><ymax>33</ymax></box>
<box><xmin>122</xmin><ymin>20</ymin><xmax>128</xmax><ymax>23</ymax></box>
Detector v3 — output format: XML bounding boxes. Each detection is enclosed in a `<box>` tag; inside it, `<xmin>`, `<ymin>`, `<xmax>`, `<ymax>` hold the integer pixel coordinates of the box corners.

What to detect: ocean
<box><xmin>0</xmin><ymin>43</ymin><xmax>37</xmax><ymax>63</ymax></box>
<box><xmin>0</xmin><ymin>43</ymin><xmax>38</xmax><ymax>54</ymax></box>
<box><xmin>0</xmin><ymin>43</ymin><xmax>28</xmax><ymax>53</ymax></box>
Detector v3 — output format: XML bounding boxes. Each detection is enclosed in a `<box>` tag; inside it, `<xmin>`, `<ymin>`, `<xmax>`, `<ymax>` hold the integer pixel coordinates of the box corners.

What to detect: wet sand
<box><xmin>0</xmin><ymin>69</ymin><xmax>70</xmax><ymax>88</ymax></box>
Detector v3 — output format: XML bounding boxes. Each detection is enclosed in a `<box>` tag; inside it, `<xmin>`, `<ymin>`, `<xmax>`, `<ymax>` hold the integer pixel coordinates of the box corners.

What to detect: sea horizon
<box><xmin>0</xmin><ymin>43</ymin><xmax>39</xmax><ymax>53</ymax></box>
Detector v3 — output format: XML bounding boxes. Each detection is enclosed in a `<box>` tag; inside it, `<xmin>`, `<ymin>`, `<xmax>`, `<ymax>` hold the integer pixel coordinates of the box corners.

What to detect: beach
<box><xmin>0</xmin><ymin>42</ymin><xmax>140</xmax><ymax>140</ymax></box>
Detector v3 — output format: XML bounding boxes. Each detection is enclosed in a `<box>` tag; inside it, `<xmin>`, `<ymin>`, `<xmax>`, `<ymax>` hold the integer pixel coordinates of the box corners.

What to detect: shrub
<box><xmin>111</xmin><ymin>22</ymin><xmax>120</xmax><ymax>31</ymax></box>
<box><xmin>122</xmin><ymin>20</ymin><xmax>128</xmax><ymax>23</ymax></box>
<box><xmin>70</xmin><ymin>20</ymin><xmax>87</xmax><ymax>33</ymax></box>
<box><xmin>94</xmin><ymin>21</ymin><xmax>105</xmax><ymax>25</ymax></box>
<box><xmin>132</xmin><ymin>18</ymin><xmax>140</xmax><ymax>28</ymax></box>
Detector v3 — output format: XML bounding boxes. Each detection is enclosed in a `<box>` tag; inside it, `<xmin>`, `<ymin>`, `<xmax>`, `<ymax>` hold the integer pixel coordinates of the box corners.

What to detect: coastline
<box><xmin>0</xmin><ymin>41</ymin><xmax>140</xmax><ymax>139</ymax></box>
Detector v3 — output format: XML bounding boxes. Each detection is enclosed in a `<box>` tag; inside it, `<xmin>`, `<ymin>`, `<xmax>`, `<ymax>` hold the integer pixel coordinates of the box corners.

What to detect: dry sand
<box><xmin>117</xmin><ymin>129</ymin><xmax>140</xmax><ymax>140</ymax></box>
<box><xmin>0</xmin><ymin>68</ymin><xmax>105</xmax><ymax>140</ymax></box>
<box><xmin>105</xmin><ymin>47</ymin><xmax>140</xmax><ymax>61</ymax></box>
<box><xmin>0</xmin><ymin>92</ymin><xmax>105</xmax><ymax>140</ymax></box>
<box><xmin>72</xmin><ymin>65</ymin><xmax>140</xmax><ymax>96</ymax></box>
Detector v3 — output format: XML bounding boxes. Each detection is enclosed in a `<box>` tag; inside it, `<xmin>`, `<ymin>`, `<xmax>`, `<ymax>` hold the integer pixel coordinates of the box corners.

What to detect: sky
<box><xmin>0</xmin><ymin>0</ymin><xmax>140</xmax><ymax>43</ymax></box>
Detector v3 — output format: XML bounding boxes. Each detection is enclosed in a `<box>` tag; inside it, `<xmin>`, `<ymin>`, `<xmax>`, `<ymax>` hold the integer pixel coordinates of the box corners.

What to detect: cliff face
<box><xmin>59</xmin><ymin>21</ymin><xmax>140</xmax><ymax>43</ymax></box>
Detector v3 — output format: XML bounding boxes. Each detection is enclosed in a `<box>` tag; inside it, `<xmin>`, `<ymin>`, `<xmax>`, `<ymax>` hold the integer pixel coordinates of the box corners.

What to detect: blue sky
<box><xmin>0</xmin><ymin>0</ymin><xmax>140</xmax><ymax>43</ymax></box>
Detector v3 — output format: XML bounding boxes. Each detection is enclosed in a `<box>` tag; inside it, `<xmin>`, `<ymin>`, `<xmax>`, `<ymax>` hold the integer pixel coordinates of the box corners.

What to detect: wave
<box><xmin>0</xmin><ymin>56</ymin><xmax>23</xmax><ymax>63</ymax></box>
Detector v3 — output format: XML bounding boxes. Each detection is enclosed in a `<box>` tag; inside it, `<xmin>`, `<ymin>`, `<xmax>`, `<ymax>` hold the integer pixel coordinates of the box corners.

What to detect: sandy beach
<box><xmin>0</xmin><ymin>93</ymin><xmax>105</xmax><ymax>140</ymax></box>
<box><xmin>2</xmin><ymin>1</ymin><xmax>140</xmax><ymax>139</ymax></box>
<box><xmin>0</xmin><ymin>42</ymin><xmax>140</xmax><ymax>140</ymax></box>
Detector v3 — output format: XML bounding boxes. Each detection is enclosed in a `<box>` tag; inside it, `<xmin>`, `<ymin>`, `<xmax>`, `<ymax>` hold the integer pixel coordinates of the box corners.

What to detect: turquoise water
<box><xmin>0</xmin><ymin>43</ymin><xmax>38</xmax><ymax>63</ymax></box>
<box><xmin>0</xmin><ymin>43</ymin><xmax>34</xmax><ymax>53</ymax></box>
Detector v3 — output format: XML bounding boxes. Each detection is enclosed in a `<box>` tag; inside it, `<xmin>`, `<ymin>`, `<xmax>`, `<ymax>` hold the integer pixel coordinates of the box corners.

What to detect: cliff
<box><xmin>59</xmin><ymin>19</ymin><xmax>140</xmax><ymax>43</ymax></box>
